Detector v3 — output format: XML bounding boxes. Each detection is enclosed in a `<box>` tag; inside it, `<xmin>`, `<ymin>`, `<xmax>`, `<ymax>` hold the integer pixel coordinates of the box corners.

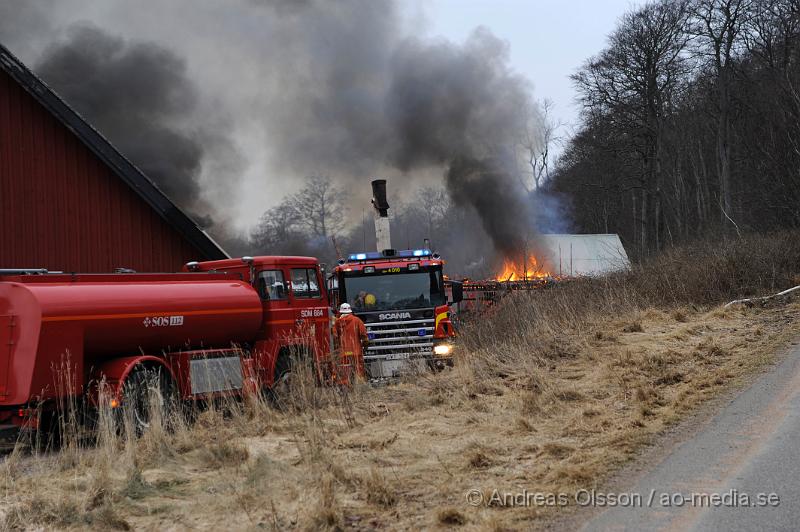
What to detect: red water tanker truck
<box><xmin>0</xmin><ymin>256</ymin><xmax>331</xmax><ymax>441</ymax></box>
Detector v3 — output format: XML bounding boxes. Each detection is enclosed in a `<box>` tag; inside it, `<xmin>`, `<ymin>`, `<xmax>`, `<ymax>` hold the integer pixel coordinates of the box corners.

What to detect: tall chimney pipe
<box><xmin>371</xmin><ymin>179</ymin><xmax>391</xmax><ymax>252</ymax></box>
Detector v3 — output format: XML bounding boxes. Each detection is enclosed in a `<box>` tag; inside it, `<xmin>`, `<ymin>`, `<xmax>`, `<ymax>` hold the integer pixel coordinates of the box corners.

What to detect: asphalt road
<box><xmin>581</xmin><ymin>343</ymin><xmax>800</xmax><ymax>532</ymax></box>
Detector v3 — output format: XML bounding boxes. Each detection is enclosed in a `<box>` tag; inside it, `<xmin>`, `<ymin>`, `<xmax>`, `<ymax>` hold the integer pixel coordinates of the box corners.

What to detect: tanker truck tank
<box><xmin>0</xmin><ymin>275</ymin><xmax>263</xmax><ymax>406</ymax></box>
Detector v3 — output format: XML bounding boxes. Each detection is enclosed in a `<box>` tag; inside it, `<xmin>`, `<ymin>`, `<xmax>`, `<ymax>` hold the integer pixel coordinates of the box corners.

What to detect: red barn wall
<box><xmin>0</xmin><ymin>68</ymin><xmax>203</xmax><ymax>273</ymax></box>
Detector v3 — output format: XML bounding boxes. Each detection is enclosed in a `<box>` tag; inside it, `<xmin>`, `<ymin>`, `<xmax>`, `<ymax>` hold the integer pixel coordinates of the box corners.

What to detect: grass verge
<box><xmin>1</xmin><ymin>231</ymin><xmax>799</xmax><ymax>530</ymax></box>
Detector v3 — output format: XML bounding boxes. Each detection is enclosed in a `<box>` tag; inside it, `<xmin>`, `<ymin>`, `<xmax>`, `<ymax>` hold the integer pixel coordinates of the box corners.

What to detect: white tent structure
<box><xmin>540</xmin><ymin>234</ymin><xmax>630</xmax><ymax>277</ymax></box>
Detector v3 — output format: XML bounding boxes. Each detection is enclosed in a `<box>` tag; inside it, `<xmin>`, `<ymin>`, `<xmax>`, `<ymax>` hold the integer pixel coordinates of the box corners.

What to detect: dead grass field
<box><xmin>1</xmin><ymin>232</ymin><xmax>799</xmax><ymax>531</ymax></box>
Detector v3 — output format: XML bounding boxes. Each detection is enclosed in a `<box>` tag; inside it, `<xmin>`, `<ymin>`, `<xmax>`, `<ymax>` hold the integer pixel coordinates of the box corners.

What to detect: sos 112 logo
<box><xmin>143</xmin><ymin>315</ymin><xmax>184</xmax><ymax>327</ymax></box>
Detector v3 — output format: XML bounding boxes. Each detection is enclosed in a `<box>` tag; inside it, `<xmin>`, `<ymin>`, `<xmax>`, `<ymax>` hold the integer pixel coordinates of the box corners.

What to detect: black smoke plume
<box><xmin>35</xmin><ymin>24</ymin><xmax>218</xmax><ymax>219</ymax></box>
<box><xmin>385</xmin><ymin>30</ymin><xmax>537</xmax><ymax>258</ymax></box>
<box><xmin>1</xmin><ymin>0</ymin><xmax>547</xmax><ymax>264</ymax></box>
<box><xmin>246</xmin><ymin>3</ymin><xmax>541</xmax><ymax>259</ymax></box>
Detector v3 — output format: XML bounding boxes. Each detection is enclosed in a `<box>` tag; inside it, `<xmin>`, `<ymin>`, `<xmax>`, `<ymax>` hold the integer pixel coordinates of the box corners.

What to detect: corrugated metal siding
<box><xmin>0</xmin><ymin>68</ymin><xmax>203</xmax><ymax>272</ymax></box>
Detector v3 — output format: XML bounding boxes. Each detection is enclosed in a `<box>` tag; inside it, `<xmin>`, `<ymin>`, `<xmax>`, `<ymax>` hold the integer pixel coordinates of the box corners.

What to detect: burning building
<box><xmin>493</xmin><ymin>233</ymin><xmax>630</xmax><ymax>281</ymax></box>
<box><xmin>452</xmin><ymin>233</ymin><xmax>630</xmax><ymax>316</ymax></box>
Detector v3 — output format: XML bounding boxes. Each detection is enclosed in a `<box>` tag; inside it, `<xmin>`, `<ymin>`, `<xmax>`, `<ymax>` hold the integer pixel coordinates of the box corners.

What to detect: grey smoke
<box><xmin>385</xmin><ymin>30</ymin><xmax>536</xmax><ymax>256</ymax></box>
<box><xmin>446</xmin><ymin>157</ymin><xmax>534</xmax><ymax>258</ymax></box>
<box><xmin>35</xmin><ymin>24</ymin><xmax>227</xmax><ymax>220</ymax></box>
<box><xmin>0</xmin><ymin>2</ymin><xmax>53</xmax><ymax>59</ymax></box>
<box><xmin>249</xmin><ymin>3</ymin><xmax>540</xmax><ymax>258</ymax></box>
<box><xmin>0</xmin><ymin>0</ymin><xmax>544</xmax><ymax>261</ymax></box>
<box><xmin>386</xmin><ymin>29</ymin><xmax>531</xmax><ymax>170</ymax></box>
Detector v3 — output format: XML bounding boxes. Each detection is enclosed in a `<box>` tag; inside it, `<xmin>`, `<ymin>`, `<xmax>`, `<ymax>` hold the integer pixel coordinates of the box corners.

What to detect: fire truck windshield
<box><xmin>342</xmin><ymin>270</ymin><xmax>445</xmax><ymax>311</ymax></box>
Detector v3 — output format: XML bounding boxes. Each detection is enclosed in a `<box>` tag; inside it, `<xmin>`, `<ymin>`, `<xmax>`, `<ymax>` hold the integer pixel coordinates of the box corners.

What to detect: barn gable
<box><xmin>0</xmin><ymin>43</ymin><xmax>227</xmax><ymax>273</ymax></box>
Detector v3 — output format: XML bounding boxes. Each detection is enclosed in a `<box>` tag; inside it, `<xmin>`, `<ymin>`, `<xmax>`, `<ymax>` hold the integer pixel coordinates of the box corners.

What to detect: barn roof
<box><xmin>0</xmin><ymin>42</ymin><xmax>228</xmax><ymax>261</ymax></box>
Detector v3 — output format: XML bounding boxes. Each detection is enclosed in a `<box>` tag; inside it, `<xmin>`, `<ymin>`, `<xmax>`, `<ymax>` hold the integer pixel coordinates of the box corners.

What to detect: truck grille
<box><xmin>365</xmin><ymin>318</ymin><xmax>435</xmax><ymax>361</ymax></box>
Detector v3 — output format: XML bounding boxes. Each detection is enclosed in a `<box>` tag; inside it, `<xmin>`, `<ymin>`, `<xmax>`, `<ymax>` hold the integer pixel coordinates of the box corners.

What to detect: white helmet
<box><xmin>339</xmin><ymin>303</ymin><xmax>353</xmax><ymax>314</ymax></box>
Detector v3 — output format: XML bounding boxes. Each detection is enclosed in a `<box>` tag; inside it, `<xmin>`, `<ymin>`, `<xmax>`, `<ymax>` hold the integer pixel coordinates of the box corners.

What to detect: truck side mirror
<box><xmin>449</xmin><ymin>281</ymin><xmax>463</xmax><ymax>305</ymax></box>
<box><xmin>327</xmin><ymin>276</ymin><xmax>339</xmax><ymax>308</ymax></box>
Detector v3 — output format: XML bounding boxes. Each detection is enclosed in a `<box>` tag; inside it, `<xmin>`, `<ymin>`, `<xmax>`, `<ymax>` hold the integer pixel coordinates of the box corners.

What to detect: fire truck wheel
<box><xmin>270</xmin><ymin>347</ymin><xmax>314</xmax><ymax>402</ymax></box>
<box><xmin>272</xmin><ymin>351</ymin><xmax>295</xmax><ymax>390</ymax></box>
<box><xmin>121</xmin><ymin>365</ymin><xmax>177</xmax><ymax>435</ymax></box>
<box><xmin>427</xmin><ymin>358</ymin><xmax>455</xmax><ymax>372</ymax></box>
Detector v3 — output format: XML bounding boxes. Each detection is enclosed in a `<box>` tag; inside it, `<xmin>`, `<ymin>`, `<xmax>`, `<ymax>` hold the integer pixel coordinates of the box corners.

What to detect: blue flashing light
<box><xmin>346</xmin><ymin>250</ymin><xmax>389</xmax><ymax>262</ymax></box>
<box><xmin>397</xmin><ymin>249</ymin><xmax>432</xmax><ymax>259</ymax></box>
<box><xmin>417</xmin><ymin>328</ymin><xmax>427</xmax><ymax>337</ymax></box>
<box><xmin>345</xmin><ymin>248</ymin><xmax>433</xmax><ymax>262</ymax></box>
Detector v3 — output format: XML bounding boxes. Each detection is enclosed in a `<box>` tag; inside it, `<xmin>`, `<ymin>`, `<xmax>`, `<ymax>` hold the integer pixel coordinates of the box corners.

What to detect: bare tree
<box><xmin>250</xmin><ymin>175</ymin><xmax>346</xmax><ymax>261</ymax></box>
<box><xmin>289</xmin><ymin>175</ymin><xmax>347</xmax><ymax>239</ymax></box>
<box><xmin>689</xmin><ymin>0</ymin><xmax>753</xmax><ymax>228</ymax></box>
<box><xmin>517</xmin><ymin>98</ymin><xmax>561</xmax><ymax>191</ymax></box>
<box><xmin>414</xmin><ymin>186</ymin><xmax>450</xmax><ymax>236</ymax></box>
<box><xmin>251</xmin><ymin>200</ymin><xmax>304</xmax><ymax>253</ymax></box>
<box><xmin>552</xmin><ymin>0</ymin><xmax>800</xmax><ymax>250</ymax></box>
<box><xmin>572</xmin><ymin>0</ymin><xmax>691</xmax><ymax>255</ymax></box>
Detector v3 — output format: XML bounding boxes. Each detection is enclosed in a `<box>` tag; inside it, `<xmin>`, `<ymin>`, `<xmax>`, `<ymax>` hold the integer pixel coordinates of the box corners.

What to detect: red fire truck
<box><xmin>0</xmin><ymin>256</ymin><xmax>330</xmax><ymax>439</ymax></box>
<box><xmin>330</xmin><ymin>249</ymin><xmax>460</xmax><ymax>379</ymax></box>
<box><xmin>329</xmin><ymin>180</ymin><xmax>461</xmax><ymax>380</ymax></box>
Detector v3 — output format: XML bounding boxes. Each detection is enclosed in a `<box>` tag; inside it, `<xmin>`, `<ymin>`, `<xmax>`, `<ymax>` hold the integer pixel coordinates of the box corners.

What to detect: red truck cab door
<box><xmin>254</xmin><ymin>268</ymin><xmax>294</xmax><ymax>379</ymax></box>
<box><xmin>287</xmin><ymin>266</ymin><xmax>330</xmax><ymax>359</ymax></box>
<box><xmin>254</xmin><ymin>265</ymin><xmax>330</xmax><ymax>383</ymax></box>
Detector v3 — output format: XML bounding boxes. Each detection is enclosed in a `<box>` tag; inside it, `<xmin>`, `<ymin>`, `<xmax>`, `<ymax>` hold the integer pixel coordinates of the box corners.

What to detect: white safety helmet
<box><xmin>339</xmin><ymin>303</ymin><xmax>353</xmax><ymax>314</ymax></box>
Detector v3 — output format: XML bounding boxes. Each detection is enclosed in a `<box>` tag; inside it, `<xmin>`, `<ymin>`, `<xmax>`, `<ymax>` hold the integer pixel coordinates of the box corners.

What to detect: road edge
<box><xmin>544</xmin><ymin>334</ymin><xmax>800</xmax><ymax>531</ymax></box>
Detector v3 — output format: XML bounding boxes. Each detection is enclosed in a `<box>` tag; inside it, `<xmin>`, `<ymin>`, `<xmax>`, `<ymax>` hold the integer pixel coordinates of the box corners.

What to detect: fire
<box><xmin>495</xmin><ymin>255</ymin><xmax>551</xmax><ymax>281</ymax></box>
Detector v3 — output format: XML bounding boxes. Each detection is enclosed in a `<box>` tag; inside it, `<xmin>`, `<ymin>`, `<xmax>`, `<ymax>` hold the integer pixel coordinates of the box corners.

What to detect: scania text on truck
<box><xmin>0</xmin><ymin>256</ymin><xmax>330</xmax><ymax>441</ymax></box>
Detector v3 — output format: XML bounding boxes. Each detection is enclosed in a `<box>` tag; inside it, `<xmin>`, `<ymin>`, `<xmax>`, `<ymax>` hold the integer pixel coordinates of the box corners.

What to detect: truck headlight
<box><xmin>433</xmin><ymin>344</ymin><xmax>452</xmax><ymax>356</ymax></box>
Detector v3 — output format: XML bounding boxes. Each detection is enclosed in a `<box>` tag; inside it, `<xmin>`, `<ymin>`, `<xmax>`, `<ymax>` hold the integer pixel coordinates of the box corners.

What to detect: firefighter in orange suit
<box><xmin>333</xmin><ymin>303</ymin><xmax>369</xmax><ymax>384</ymax></box>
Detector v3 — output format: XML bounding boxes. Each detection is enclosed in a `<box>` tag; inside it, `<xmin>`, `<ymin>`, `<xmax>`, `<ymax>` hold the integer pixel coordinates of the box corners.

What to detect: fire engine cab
<box><xmin>330</xmin><ymin>248</ymin><xmax>459</xmax><ymax>379</ymax></box>
<box><xmin>329</xmin><ymin>180</ymin><xmax>461</xmax><ymax>379</ymax></box>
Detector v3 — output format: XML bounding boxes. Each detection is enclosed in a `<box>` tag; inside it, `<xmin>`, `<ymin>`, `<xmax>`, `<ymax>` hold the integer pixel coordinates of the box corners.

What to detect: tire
<box><xmin>427</xmin><ymin>357</ymin><xmax>455</xmax><ymax>373</ymax></box>
<box><xmin>269</xmin><ymin>348</ymin><xmax>314</xmax><ymax>404</ymax></box>
<box><xmin>273</xmin><ymin>352</ymin><xmax>293</xmax><ymax>387</ymax></box>
<box><xmin>268</xmin><ymin>351</ymin><xmax>295</xmax><ymax>402</ymax></box>
<box><xmin>120</xmin><ymin>365</ymin><xmax>177</xmax><ymax>435</ymax></box>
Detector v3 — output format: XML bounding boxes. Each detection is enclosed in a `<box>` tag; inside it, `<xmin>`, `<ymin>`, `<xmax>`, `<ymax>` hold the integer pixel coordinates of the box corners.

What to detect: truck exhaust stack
<box><xmin>371</xmin><ymin>179</ymin><xmax>392</xmax><ymax>253</ymax></box>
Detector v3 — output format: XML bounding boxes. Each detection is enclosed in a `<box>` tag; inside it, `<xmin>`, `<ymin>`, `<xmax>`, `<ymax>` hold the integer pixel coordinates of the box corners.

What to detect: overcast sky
<box><xmin>416</xmin><ymin>0</ymin><xmax>637</xmax><ymax>140</ymax></box>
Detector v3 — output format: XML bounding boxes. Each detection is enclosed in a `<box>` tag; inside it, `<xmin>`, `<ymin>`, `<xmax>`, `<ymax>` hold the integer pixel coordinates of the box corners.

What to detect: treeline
<box><xmin>246</xmin><ymin>175</ymin><xmax>569</xmax><ymax>276</ymax></box>
<box><xmin>550</xmin><ymin>0</ymin><xmax>800</xmax><ymax>259</ymax></box>
<box><xmin>247</xmin><ymin>176</ymin><xmax>499</xmax><ymax>276</ymax></box>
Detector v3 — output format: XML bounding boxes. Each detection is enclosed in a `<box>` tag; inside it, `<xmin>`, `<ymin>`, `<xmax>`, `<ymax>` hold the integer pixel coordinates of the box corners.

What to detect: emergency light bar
<box><xmin>402</xmin><ymin>249</ymin><xmax>432</xmax><ymax>258</ymax></box>
<box><xmin>346</xmin><ymin>248</ymin><xmax>433</xmax><ymax>262</ymax></box>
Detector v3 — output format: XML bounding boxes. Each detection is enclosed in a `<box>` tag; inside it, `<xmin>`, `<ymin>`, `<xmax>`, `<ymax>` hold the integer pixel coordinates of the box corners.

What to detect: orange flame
<box><xmin>495</xmin><ymin>255</ymin><xmax>551</xmax><ymax>281</ymax></box>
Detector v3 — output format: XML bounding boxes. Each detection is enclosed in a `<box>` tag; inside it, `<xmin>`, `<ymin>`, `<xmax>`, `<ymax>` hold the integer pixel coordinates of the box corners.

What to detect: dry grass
<box><xmin>2</xmin><ymin>232</ymin><xmax>800</xmax><ymax>530</ymax></box>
